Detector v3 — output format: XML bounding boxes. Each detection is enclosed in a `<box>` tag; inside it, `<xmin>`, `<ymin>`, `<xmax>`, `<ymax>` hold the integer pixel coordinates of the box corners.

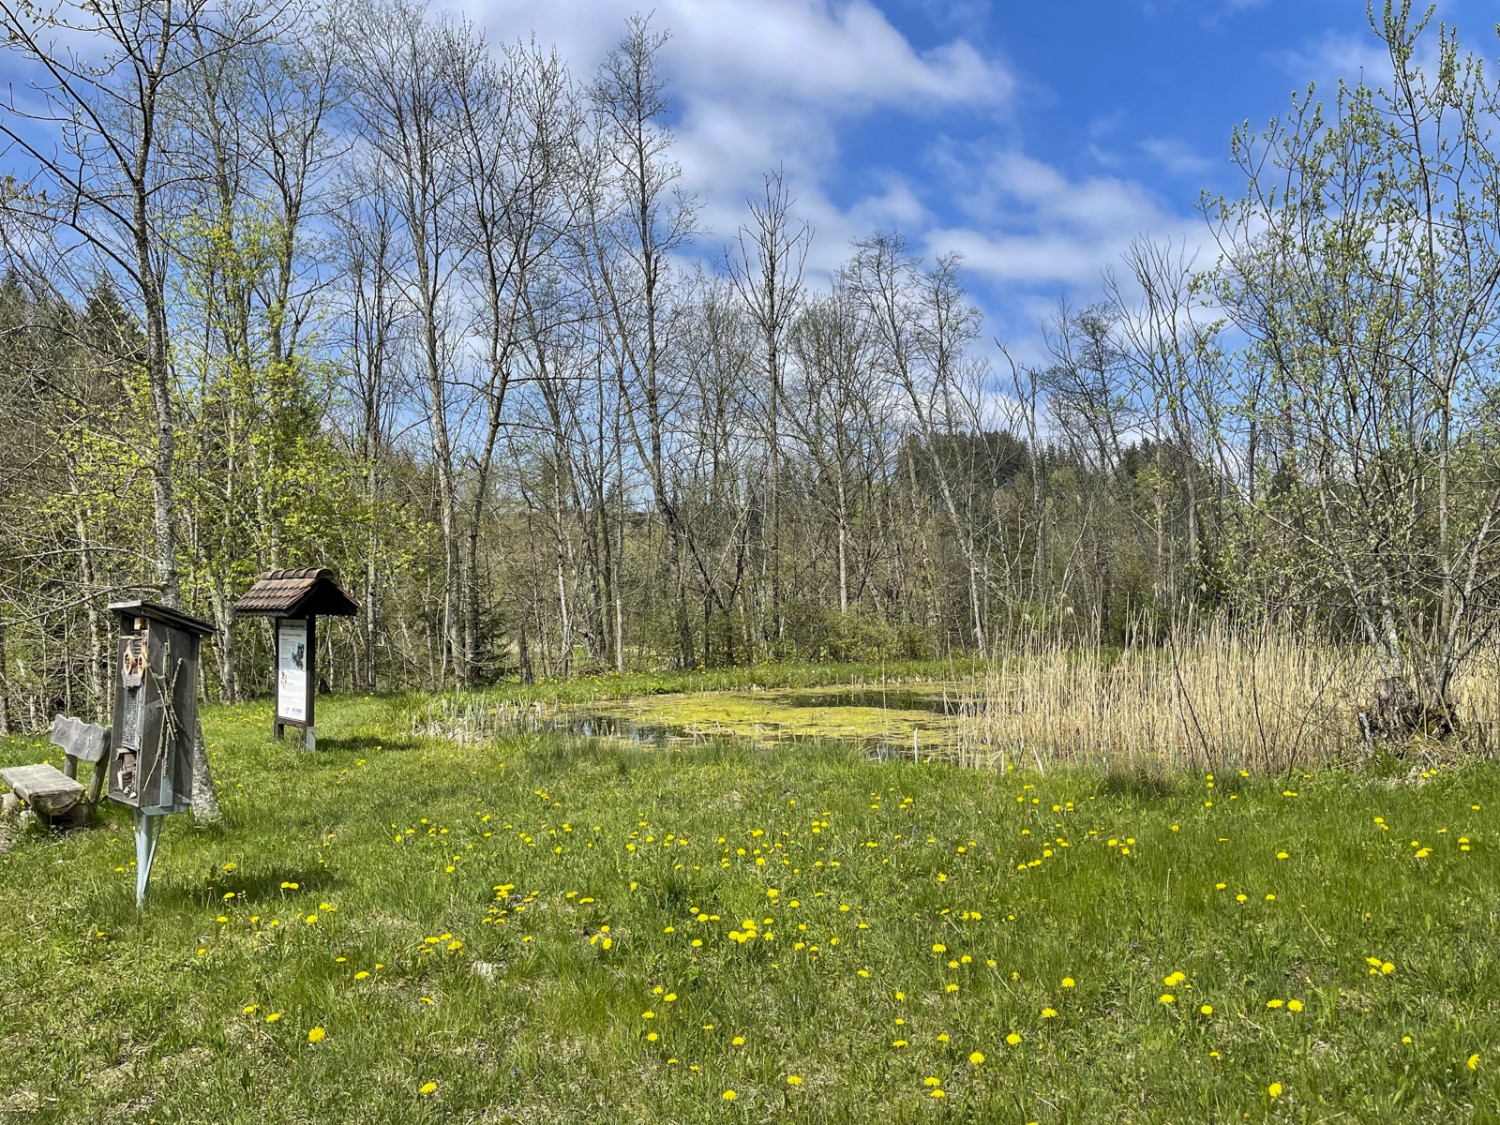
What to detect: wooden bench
<box><xmin>0</xmin><ymin>714</ymin><xmax>110</xmax><ymax>826</ymax></box>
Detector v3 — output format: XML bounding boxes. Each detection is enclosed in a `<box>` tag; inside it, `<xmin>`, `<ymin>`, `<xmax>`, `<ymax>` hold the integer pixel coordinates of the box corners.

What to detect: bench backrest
<box><xmin>49</xmin><ymin>714</ymin><xmax>110</xmax><ymax>764</ymax></box>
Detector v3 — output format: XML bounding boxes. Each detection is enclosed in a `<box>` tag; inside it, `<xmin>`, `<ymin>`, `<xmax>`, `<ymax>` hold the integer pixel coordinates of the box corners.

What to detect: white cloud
<box><xmin>1202</xmin><ymin>0</ymin><xmax>1268</xmax><ymax>26</ymax></box>
<box><xmin>1139</xmin><ymin>137</ymin><xmax>1215</xmax><ymax>179</ymax></box>
<box><xmin>1278</xmin><ymin>31</ymin><xmax>1394</xmax><ymax>87</ymax></box>
<box><xmin>446</xmin><ymin>0</ymin><xmax>1012</xmax><ymax>112</ymax></box>
<box><xmin>917</xmin><ymin>145</ymin><xmax>1211</xmax><ymax>317</ymax></box>
<box><xmin>439</xmin><ymin>0</ymin><xmax>1221</xmax><ymax>358</ymax></box>
<box><xmin>445</xmin><ymin>0</ymin><xmax>1013</xmax><ymax>282</ymax></box>
<box><xmin>664</xmin><ymin>0</ymin><xmax>1012</xmax><ymax>111</ymax></box>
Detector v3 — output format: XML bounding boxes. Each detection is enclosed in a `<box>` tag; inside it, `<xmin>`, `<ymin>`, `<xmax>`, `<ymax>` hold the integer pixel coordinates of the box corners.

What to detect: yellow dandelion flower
<box><xmin>786</xmin><ymin>1075</ymin><xmax>802</xmax><ymax>1086</ymax></box>
<box><xmin>1268</xmin><ymin>1082</ymin><xmax>1283</xmax><ymax>1097</ymax></box>
<box><xmin>969</xmin><ymin>1051</ymin><xmax>985</xmax><ymax>1065</ymax></box>
<box><xmin>721</xmin><ymin>1090</ymin><xmax>737</xmax><ymax>1101</ymax></box>
<box><xmin>307</xmin><ymin>1027</ymin><xmax>326</xmax><ymax>1044</ymax></box>
<box><xmin>1006</xmin><ymin>1032</ymin><xmax>1021</xmax><ymax>1046</ymax></box>
<box><xmin>419</xmin><ymin>1081</ymin><xmax>437</xmax><ymax>1096</ymax></box>
<box><xmin>1470</xmin><ymin>1054</ymin><xmax>1481</xmax><ymax>1071</ymax></box>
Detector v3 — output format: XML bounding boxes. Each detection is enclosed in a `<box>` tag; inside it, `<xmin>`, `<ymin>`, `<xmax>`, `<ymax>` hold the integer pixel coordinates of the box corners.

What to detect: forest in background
<box><xmin>1</xmin><ymin>0</ymin><xmax>1497</xmax><ymax>739</ymax></box>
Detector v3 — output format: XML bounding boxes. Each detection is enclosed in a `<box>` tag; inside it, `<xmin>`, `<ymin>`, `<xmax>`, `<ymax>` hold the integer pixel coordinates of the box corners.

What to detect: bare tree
<box><xmin>845</xmin><ymin>235</ymin><xmax>992</xmax><ymax>650</ymax></box>
<box><xmin>450</xmin><ymin>37</ymin><xmax>580</xmax><ymax>679</ymax></box>
<box><xmin>583</xmin><ymin>15</ymin><xmax>698</xmax><ymax>665</ymax></box>
<box><xmin>726</xmin><ymin>168</ymin><xmax>810</xmax><ymax>650</ymax></box>
<box><xmin>343</xmin><ymin>0</ymin><xmax>471</xmax><ymax>682</ymax></box>
<box><xmin>331</xmin><ymin>171</ymin><xmax>406</xmax><ymax>690</ymax></box>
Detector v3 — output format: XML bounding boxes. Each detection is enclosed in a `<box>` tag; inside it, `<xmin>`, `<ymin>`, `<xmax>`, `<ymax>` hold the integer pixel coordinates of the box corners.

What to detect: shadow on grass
<box><xmin>197</xmin><ymin>866</ymin><xmax>345</xmax><ymax>907</ymax></box>
<box><xmin>310</xmin><ymin>733</ymin><xmax>423</xmax><ymax>754</ymax></box>
<box><xmin>1099</xmin><ymin>762</ymin><xmax>1179</xmax><ymax>800</ymax></box>
<box><xmin>73</xmin><ymin>865</ymin><xmax>348</xmax><ymax>927</ymax></box>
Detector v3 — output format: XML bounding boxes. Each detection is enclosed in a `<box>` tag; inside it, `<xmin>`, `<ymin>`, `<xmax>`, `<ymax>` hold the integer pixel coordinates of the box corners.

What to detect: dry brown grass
<box><xmin>954</xmin><ymin>625</ymin><xmax>1500</xmax><ymax>774</ymax></box>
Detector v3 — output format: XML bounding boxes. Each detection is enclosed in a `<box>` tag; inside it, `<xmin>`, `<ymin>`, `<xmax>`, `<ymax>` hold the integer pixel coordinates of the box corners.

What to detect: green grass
<box><xmin>3</xmin><ymin>689</ymin><xmax>1500</xmax><ymax>1123</ymax></box>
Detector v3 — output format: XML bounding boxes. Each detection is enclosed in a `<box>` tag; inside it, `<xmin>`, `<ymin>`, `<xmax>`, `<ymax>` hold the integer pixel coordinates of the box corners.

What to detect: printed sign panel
<box><xmin>277</xmin><ymin>619</ymin><xmax>309</xmax><ymax>723</ymax></box>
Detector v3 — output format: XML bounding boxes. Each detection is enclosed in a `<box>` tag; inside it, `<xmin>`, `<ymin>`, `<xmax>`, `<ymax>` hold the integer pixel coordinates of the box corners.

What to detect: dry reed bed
<box><xmin>956</xmin><ymin>630</ymin><xmax>1500</xmax><ymax>773</ymax></box>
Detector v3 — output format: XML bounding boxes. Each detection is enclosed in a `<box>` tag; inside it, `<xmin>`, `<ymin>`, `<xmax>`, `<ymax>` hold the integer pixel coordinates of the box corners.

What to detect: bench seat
<box><xmin>0</xmin><ymin>715</ymin><xmax>110</xmax><ymax>825</ymax></box>
<box><xmin>0</xmin><ymin>762</ymin><xmax>86</xmax><ymax>815</ymax></box>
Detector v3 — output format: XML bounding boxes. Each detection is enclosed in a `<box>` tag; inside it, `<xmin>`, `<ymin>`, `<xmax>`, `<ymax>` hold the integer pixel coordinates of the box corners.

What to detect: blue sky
<box><xmin>13</xmin><ymin>0</ymin><xmax>1478</xmax><ymax>367</ymax></box>
<box><xmin>439</xmin><ymin>0</ymin><xmax>1489</xmax><ymax>360</ymax></box>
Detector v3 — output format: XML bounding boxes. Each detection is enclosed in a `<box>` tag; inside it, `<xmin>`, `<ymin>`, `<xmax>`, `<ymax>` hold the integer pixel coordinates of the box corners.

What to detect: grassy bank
<box><xmin>2</xmin><ymin>691</ymin><xmax>1499</xmax><ymax>1122</ymax></box>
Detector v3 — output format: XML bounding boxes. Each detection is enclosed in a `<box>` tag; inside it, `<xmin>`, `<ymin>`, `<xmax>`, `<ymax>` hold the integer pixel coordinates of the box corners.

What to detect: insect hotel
<box><xmin>108</xmin><ymin>601</ymin><xmax>216</xmax><ymax>905</ymax></box>
<box><xmin>235</xmin><ymin>568</ymin><xmax>359</xmax><ymax>750</ymax></box>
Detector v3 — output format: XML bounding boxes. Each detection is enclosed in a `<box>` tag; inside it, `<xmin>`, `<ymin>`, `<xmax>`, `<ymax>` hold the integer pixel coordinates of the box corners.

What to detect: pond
<box><xmin>420</xmin><ymin>682</ymin><xmax>983</xmax><ymax>761</ymax></box>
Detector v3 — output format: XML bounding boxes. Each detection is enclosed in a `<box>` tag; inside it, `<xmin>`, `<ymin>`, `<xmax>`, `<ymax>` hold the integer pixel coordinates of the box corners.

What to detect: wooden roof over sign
<box><xmin>234</xmin><ymin>568</ymin><xmax>360</xmax><ymax>618</ymax></box>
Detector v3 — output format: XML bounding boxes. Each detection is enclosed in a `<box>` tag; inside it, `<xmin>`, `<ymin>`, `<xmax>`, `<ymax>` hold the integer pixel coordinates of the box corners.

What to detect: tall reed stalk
<box><xmin>955</xmin><ymin>622</ymin><xmax>1499</xmax><ymax>774</ymax></box>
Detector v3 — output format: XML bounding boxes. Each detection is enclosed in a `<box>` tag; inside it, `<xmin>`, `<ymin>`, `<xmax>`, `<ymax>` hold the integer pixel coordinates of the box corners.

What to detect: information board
<box><xmin>277</xmin><ymin>618</ymin><xmax>309</xmax><ymax>723</ymax></box>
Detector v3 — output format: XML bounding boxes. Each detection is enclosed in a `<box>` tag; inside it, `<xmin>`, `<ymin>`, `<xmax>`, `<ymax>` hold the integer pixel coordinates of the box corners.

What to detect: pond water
<box><xmin>450</xmin><ymin>683</ymin><xmax>982</xmax><ymax>760</ymax></box>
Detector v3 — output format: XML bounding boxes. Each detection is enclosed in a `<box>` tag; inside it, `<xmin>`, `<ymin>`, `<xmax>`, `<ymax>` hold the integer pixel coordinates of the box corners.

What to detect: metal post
<box><xmin>306</xmin><ymin>615</ymin><xmax>317</xmax><ymax>750</ymax></box>
<box><xmin>133</xmin><ymin>809</ymin><xmax>164</xmax><ymax>907</ymax></box>
<box><xmin>273</xmin><ymin>617</ymin><xmax>285</xmax><ymax>740</ymax></box>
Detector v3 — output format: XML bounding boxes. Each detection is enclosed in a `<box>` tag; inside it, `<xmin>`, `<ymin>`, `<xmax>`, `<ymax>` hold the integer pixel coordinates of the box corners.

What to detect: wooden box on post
<box><xmin>235</xmin><ymin>568</ymin><xmax>359</xmax><ymax>751</ymax></box>
<box><xmin>107</xmin><ymin>601</ymin><xmax>215</xmax><ymax>815</ymax></box>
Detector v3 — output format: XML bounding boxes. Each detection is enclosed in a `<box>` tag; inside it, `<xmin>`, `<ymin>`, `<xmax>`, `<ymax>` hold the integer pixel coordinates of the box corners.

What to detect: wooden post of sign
<box><xmin>273</xmin><ymin>615</ymin><xmax>317</xmax><ymax>750</ymax></box>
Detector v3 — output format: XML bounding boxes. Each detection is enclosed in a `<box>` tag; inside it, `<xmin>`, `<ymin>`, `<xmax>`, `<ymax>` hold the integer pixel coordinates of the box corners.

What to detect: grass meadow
<box><xmin>2</xmin><ymin>683</ymin><xmax>1500</xmax><ymax>1123</ymax></box>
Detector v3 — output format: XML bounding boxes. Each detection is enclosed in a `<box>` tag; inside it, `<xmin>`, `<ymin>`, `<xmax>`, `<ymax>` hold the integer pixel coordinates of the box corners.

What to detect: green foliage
<box><xmin>1207</xmin><ymin>0</ymin><xmax>1500</xmax><ymax>702</ymax></box>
